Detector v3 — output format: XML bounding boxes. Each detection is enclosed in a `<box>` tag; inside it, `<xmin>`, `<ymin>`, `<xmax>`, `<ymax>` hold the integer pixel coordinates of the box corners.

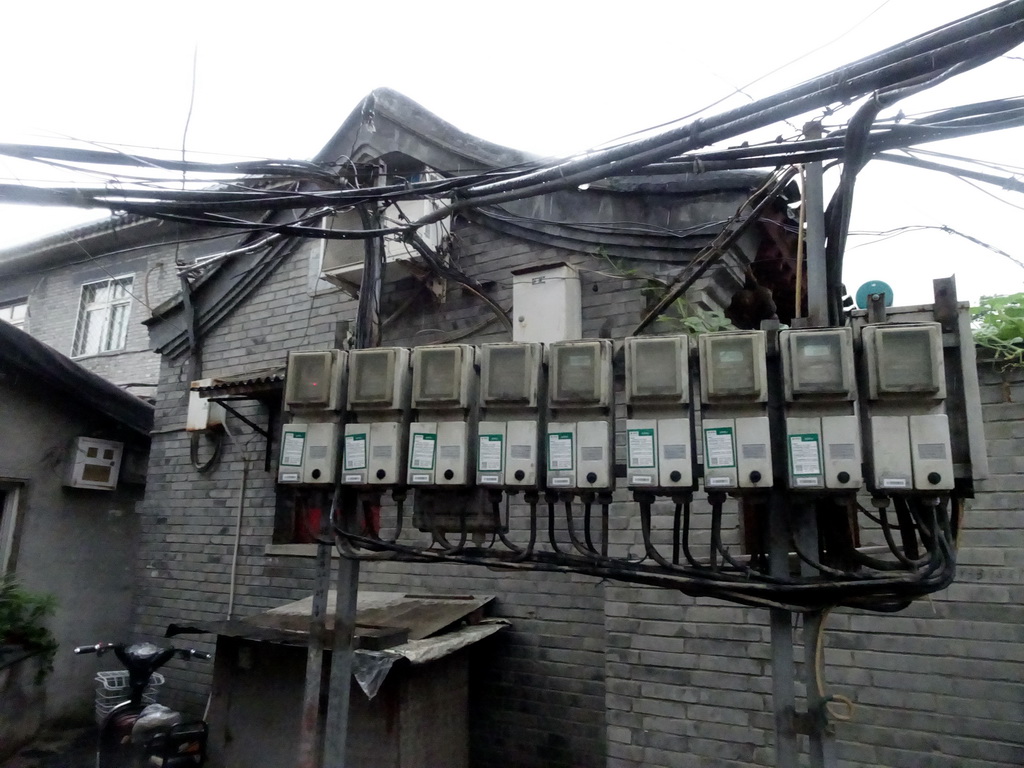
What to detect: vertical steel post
<box><xmin>297</xmin><ymin>492</ymin><xmax>332</xmax><ymax>768</ymax></box>
<box><xmin>802</xmin><ymin>123</ymin><xmax>828</xmax><ymax>328</ymax></box>
<box><xmin>768</xmin><ymin>496</ymin><xmax>799</xmax><ymax>767</ymax></box>
<box><xmin>794</xmin><ymin>505</ymin><xmax>838</xmax><ymax>768</ymax></box>
<box><xmin>322</xmin><ymin>202</ymin><xmax>384</xmax><ymax>768</ymax></box>
<box><xmin>764</xmin><ymin>326</ymin><xmax>800</xmax><ymax>766</ymax></box>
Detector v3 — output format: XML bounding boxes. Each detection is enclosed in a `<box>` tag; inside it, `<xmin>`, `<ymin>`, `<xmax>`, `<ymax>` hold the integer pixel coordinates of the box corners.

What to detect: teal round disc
<box><xmin>855</xmin><ymin>280</ymin><xmax>894</xmax><ymax>310</ymax></box>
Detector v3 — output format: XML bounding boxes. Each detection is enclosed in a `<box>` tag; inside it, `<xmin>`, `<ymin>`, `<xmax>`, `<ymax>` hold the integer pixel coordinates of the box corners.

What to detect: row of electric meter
<box><xmin>276</xmin><ymin>323</ymin><xmax>955</xmax><ymax>495</ymax></box>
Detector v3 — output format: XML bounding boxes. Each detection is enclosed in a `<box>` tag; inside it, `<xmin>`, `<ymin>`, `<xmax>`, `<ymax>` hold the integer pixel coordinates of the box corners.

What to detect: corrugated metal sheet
<box><xmin>249</xmin><ymin>591</ymin><xmax>494</xmax><ymax>642</ymax></box>
<box><xmin>191</xmin><ymin>367</ymin><xmax>285</xmax><ymax>398</ymax></box>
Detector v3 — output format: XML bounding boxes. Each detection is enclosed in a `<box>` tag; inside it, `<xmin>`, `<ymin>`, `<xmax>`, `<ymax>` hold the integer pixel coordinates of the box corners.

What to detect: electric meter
<box><xmin>549</xmin><ymin>341</ymin><xmax>611</xmax><ymax>407</ymax></box>
<box><xmin>627</xmin><ymin>335</ymin><xmax>689</xmax><ymax>404</ymax></box>
<box><xmin>341</xmin><ymin>347</ymin><xmax>411</xmax><ymax>489</ymax></box>
<box><xmin>861</xmin><ymin>322</ymin><xmax>952</xmax><ymax>492</ymax></box>
<box><xmin>284</xmin><ymin>350</ymin><xmax>346</xmax><ymax>412</ymax></box>
<box><xmin>546</xmin><ymin>339</ymin><xmax>614</xmax><ymax>491</ymax></box>
<box><xmin>783</xmin><ymin>329</ymin><xmax>854</xmax><ymax>400</ymax></box>
<box><xmin>411</xmin><ymin>344</ymin><xmax>475</xmax><ymax>409</ymax></box>
<box><xmin>480</xmin><ymin>342</ymin><xmax>542</xmax><ymax>407</ymax></box>
<box><xmin>408</xmin><ymin>344</ymin><xmax>477</xmax><ymax>487</ymax></box>
<box><xmin>699</xmin><ymin>331</ymin><xmax>768</xmax><ymax>402</ymax></box>
<box><xmin>780</xmin><ymin>328</ymin><xmax>861</xmax><ymax>491</ymax></box>
<box><xmin>864</xmin><ymin>323</ymin><xmax>945</xmax><ymax>399</ymax></box>
<box><xmin>278</xmin><ymin>422</ymin><xmax>340</xmax><ymax>485</ymax></box>
<box><xmin>698</xmin><ymin>331</ymin><xmax>771</xmax><ymax>490</ymax></box>
<box><xmin>477</xmin><ymin>342</ymin><xmax>544</xmax><ymax>488</ymax></box>
<box><xmin>624</xmin><ymin>335</ymin><xmax>694</xmax><ymax>490</ymax></box>
<box><xmin>347</xmin><ymin>347</ymin><xmax>410</xmax><ymax>411</ymax></box>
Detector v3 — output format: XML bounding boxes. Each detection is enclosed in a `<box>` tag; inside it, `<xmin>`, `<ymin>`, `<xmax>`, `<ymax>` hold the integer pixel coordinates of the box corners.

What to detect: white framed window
<box><xmin>0</xmin><ymin>300</ymin><xmax>27</xmax><ymax>329</ymax></box>
<box><xmin>72</xmin><ymin>276</ymin><xmax>134</xmax><ymax>357</ymax></box>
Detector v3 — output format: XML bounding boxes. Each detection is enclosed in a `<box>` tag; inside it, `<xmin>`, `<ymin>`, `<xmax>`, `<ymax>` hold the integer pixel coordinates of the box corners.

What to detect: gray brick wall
<box><xmin>604</xmin><ymin>360</ymin><xmax>1024</xmax><ymax>768</ymax></box>
<box><xmin>0</xmin><ymin>248</ymin><xmax>178</xmax><ymax>392</ymax></box>
<box><xmin>134</xmin><ymin>211</ymin><xmax>1023</xmax><ymax>768</ymax></box>
<box><xmin>135</xmin><ymin>221</ymin><xmax>630</xmax><ymax>766</ymax></box>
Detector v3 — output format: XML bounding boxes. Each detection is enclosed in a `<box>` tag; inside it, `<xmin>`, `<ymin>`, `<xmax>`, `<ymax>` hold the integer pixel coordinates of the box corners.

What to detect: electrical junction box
<box><xmin>342</xmin><ymin>422</ymin><xmax>404</xmax><ymax>487</ymax></box>
<box><xmin>283</xmin><ymin>350</ymin><xmax>347</xmax><ymax>412</ymax></box>
<box><xmin>278</xmin><ymin>422</ymin><xmax>340</xmax><ymax>485</ymax></box>
<box><xmin>65</xmin><ymin>437</ymin><xmax>123</xmax><ymax>490</ymax></box>
<box><xmin>341</xmin><ymin>347</ymin><xmax>411</xmax><ymax>489</ymax></box>
<box><xmin>698</xmin><ymin>331</ymin><xmax>772</xmax><ymax>491</ymax></box>
<box><xmin>624</xmin><ymin>335</ymin><xmax>694</xmax><ymax>490</ymax></box>
<box><xmin>511</xmin><ymin>263</ymin><xmax>582</xmax><ymax>344</ymax></box>
<box><xmin>780</xmin><ymin>327</ymin><xmax>861</xmax><ymax>491</ymax></box>
<box><xmin>408</xmin><ymin>345</ymin><xmax>477</xmax><ymax>487</ymax></box>
<box><xmin>477</xmin><ymin>342</ymin><xmax>544</xmax><ymax>488</ymax></box>
<box><xmin>861</xmin><ymin>322</ymin><xmax>953</xmax><ymax>492</ymax></box>
<box><xmin>545</xmin><ymin>339</ymin><xmax>614</xmax><ymax>491</ymax></box>
<box><xmin>187</xmin><ymin>379</ymin><xmax>225</xmax><ymax>432</ymax></box>
<box><xmin>408</xmin><ymin>421</ymin><xmax>471</xmax><ymax>486</ymax></box>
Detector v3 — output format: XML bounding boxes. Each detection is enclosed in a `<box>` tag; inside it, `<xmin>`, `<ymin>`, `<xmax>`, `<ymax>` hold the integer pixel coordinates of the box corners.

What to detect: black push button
<box><xmin>669</xmin><ymin>470</ymin><xmax>682</xmax><ymax>483</ymax></box>
<box><xmin>586</xmin><ymin>472</ymin><xmax>598</xmax><ymax>484</ymax></box>
<box><xmin>927</xmin><ymin>472</ymin><xmax>941</xmax><ymax>485</ymax></box>
<box><xmin>443</xmin><ymin>469</ymin><xmax>455</xmax><ymax>480</ymax></box>
<box><xmin>376</xmin><ymin>469</ymin><xmax>386</xmax><ymax>480</ymax></box>
<box><xmin>749</xmin><ymin>471</ymin><xmax>762</xmax><ymax>483</ymax></box>
<box><xmin>311</xmin><ymin>469</ymin><xmax>321</xmax><ymax>480</ymax></box>
<box><xmin>837</xmin><ymin>471</ymin><xmax>850</xmax><ymax>484</ymax></box>
<box><xmin>514</xmin><ymin>470</ymin><xmax>526</xmax><ymax>481</ymax></box>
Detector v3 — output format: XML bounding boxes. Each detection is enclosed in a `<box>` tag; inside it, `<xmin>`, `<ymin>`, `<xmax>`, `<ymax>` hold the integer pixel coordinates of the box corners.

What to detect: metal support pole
<box><xmin>323</xmin><ymin>524</ymin><xmax>359</xmax><ymax>766</ymax></box>
<box><xmin>768</xmin><ymin>492</ymin><xmax>799</xmax><ymax>767</ymax></box>
<box><xmin>804</xmin><ymin>610</ymin><xmax>839</xmax><ymax>768</ymax></box>
<box><xmin>794</xmin><ymin>504</ymin><xmax>838</xmax><ymax>768</ymax></box>
<box><xmin>802</xmin><ymin>123</ymin><xmax>828</xmax><ymax>328</ymax></box>
<box><xmin>297</xmin><ymin>493</ymin><xmax>332</xmax><ymax>768</ymax></box>
<box><xmin>763</xmin><ymin>325</ymin><xmax>799</xmax><ymax>766</ymax></box>
<box><xmin>322</xmin><ymin>202</ymin><xmax>384</xmax><ymax>768</ymax></box>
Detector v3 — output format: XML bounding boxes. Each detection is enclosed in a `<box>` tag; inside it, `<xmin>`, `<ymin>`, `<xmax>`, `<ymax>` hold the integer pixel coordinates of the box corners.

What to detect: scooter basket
<box><xmin>94</xmin><ymin>670</ymin><xmax>165</xmax><ymax>724</ymax></box>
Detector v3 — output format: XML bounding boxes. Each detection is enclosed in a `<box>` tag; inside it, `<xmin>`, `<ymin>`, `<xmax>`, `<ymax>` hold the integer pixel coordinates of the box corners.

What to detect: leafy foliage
<box><xmin>653</xmin><ymin>299</ymin><xmax>735</xmax><ymax>335</ymax></box>
<box><xmin>971</xmin><ymin>293</ymin><xmax>1024</xmax><ymax>370</ymax></box>
<box><xmin>0</xmin><ymin>576</ymin><xmax>58</xmax><ymax>683</ymax></box>
<box><xmin>596</xmin><ymin>247</ymin><xmax>736</xmax><ymax>335</ymax></box>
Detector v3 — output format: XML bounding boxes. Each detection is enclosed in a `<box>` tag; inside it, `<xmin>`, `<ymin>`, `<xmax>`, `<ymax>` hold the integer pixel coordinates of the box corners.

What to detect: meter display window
<box><xmin>877</xmin><ymin>328</ymin><xmax>939</xmax><ymax>393</ymax></box>
<box><xmin>631</xmin><ymin>338</ymin><xmax>684</xmax><ymax>400</ymax></box>
<box><xmin>791</xmin><ymin>334</ymin><xmax>847</xmax><ymax>394</ymax></box>
<box><xmin>350</xmin><ymin>350</ymin><xmax>394</xmax><ymax>405</ymax></box>
<box><xmin>416</xmin><ymin>347</ymin><xmax>460</xmax><ymax>403</ymax></box>
<box><xmin>553</xmin><ymin>344</ymin><xmax>599</xmax><ymax>403</ymax></box>
<box><xmin>286</xmin><ymin>353</ymin><xmax>333</xmax><ymax>407</ymax></box>
<box><xmin>484</xmin><ymin>345</ymin><xmax>529</xmax><ymax>403</ymax></box>
<box><xmin>707</xmin><ymin>336</ymin><xmax>758</xmax><ymax>397</ymax></box>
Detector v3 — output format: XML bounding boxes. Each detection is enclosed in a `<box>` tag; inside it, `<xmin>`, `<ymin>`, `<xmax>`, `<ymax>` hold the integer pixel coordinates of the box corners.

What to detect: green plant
<box><xmin>971</xmin><ymin>293</ymin><xmax>1024</xmax><ymax>370</ymax></box>
<box><xmin>0</xmin><ymin>576</ymin><xmax>58</xmax><ymax>683</ymax></box>
<box><xmin>595</xmin><ymin>247</ymin><xmax>736</xmax><ymax>335</ymax></box>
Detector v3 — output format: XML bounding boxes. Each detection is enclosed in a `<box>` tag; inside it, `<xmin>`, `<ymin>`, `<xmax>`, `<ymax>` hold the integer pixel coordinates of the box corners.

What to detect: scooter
<box><xmin>74</xmin><ymin>635</ymin><xmax>211</xmax><ymax>768</ymax></box>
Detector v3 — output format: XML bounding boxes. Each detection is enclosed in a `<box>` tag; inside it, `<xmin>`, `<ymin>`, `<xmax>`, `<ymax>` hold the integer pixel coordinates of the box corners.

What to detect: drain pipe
<box><xmin>226</xmin><ymin>457</ymin><xmax>249</xmax><ymax>620</ymax></box>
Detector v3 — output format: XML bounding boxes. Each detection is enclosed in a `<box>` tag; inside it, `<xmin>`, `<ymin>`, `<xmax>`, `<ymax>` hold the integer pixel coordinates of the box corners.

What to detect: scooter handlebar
<box><xmin>176</xmin><ymin>648</ymin><xmax>212</xmax><ymax>661</ymax></box>
<box><xmin>73</xmin><ymin>643</ymin><xmax>115</xmax><ymax>655</ymax></box>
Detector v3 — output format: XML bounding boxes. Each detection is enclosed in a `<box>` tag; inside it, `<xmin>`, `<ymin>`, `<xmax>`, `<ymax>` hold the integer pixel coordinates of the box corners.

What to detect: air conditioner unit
<box><xmin>65</xmin><ymin>437</ymin><xmax>123</xmax><ymax>490</ymax></box>
<box><xmin>320</xmin><ymin>199</ymin><xmax>451</xmax><ymax>295</ymax></box>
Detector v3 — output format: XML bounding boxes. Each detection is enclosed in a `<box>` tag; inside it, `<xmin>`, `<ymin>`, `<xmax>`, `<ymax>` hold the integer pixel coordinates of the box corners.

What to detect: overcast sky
<box><xmin>0</xmin><ymin>0</ymin><xmax>1021</xmax><ymax>307</ymax></box>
